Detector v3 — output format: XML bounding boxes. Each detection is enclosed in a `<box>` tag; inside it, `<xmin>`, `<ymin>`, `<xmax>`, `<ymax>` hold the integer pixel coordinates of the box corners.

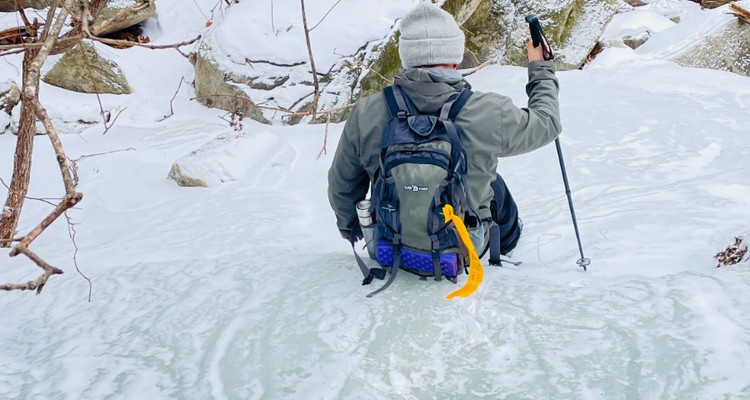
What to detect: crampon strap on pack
<box><xmin>442</xmin><ymin>204</ymin><xmax>483</xmax><ymax>299</ymax></box>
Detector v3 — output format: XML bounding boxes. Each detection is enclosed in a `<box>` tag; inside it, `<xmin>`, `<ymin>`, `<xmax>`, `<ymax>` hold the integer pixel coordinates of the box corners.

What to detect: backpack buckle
<box><xmin>362</xmin><ymin>268</ymin><xmax>387</xmax><ymax>285</ymax></box>
<box><xmin>396</xmin><ymin>110</ymin><xmax>409</xmax><ymax>119</ymax></box>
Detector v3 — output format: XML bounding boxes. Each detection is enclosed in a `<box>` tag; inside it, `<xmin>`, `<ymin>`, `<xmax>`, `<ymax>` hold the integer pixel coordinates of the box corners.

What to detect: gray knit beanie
<box><xmin>398</xmin><ymin>2</ymin><xmax>465</xmax><ymax>68</ymax></box>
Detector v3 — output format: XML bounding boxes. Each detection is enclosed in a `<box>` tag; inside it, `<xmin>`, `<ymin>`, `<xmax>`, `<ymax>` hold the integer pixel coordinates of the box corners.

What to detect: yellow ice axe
<box><xmin>443</xmin><ymin>204</ymin><xmax>484</xmax><ymax>299</ymax></box>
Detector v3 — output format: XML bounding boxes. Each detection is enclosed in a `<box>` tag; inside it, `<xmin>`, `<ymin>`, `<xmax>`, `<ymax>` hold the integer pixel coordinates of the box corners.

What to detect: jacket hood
<box><xmin>393</xmin><ymin>68</ymin><xmax>470</xmax><ymax>114</ymax></box>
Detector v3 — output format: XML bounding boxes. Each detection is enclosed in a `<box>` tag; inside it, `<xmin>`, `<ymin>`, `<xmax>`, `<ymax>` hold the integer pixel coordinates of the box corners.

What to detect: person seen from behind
<box><xmin>328</xmin><ymin>2</ymin><xmax>561</xmax><ymax>265</ymax></box>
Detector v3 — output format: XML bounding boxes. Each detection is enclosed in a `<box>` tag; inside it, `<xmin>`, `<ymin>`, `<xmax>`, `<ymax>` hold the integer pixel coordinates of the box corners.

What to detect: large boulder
<box><xmin>43</xmin><ymin>41</ymin><xmax>132</xmax><ymax>94</ymax></box>
<box><xmin>0</xmin><ymin>0</ymin><xmax>50</xmax><ymax>12</ymax></box>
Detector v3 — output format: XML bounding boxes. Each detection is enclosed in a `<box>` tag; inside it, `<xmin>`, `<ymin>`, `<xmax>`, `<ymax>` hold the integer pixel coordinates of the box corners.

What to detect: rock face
<box><xmin>192</xmin><ymin>50</ymin><xmax>269</xmax><ymax>125</ymax></box>
<box><xmin>0</xmin><ymin>0</ymin><xmax>50</xmax><ymax>12</ymax></box>
<box><xmin>495</xmin><ymin>0</ymin><xmax>619</xmax><ymax>69</ymax></box>
<box><xmin>194</xmin><ymin>1</ymin><xmax>617</xmax><ymax>125</ymax></box>
<box><xmin>443</xmin><ymin>0</ymin><xmax>506</xmax><ymax>68</ymax></box>
<box><xmin>43</xmin><ymin>41</ymin><xmax>132</xmax><ymax>94</ymax></box>
<box><xmin>356</xmin><ymin>0</ymin><xmax>619</xmax><ymax>98</ymax></box>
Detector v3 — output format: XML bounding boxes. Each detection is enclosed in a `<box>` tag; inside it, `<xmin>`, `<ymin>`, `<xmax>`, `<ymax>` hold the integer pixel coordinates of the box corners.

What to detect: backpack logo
<box><xmin>381</xmin><ymin>204</ymin><xmax>396</xmax><ymax>213</ymax></box>
<box><xmin>404</xmin><ymin>184</ymin><xmax>429</xmax><ymax>192</ymax></box>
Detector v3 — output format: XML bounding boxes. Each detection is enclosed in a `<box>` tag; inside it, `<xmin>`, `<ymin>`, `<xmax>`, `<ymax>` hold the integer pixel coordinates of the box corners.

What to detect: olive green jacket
<box><xmin>328</xmin><ymin>60</ymin><xmax>561</xmax><ymax>238</ymax></box>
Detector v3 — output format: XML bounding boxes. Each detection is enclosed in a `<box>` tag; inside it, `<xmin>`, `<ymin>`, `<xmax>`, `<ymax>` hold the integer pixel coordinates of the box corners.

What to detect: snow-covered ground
<box><xmin>1</xmin><ymin>1</ymin><xmax>749</xmax><ymax>398</ymax></box>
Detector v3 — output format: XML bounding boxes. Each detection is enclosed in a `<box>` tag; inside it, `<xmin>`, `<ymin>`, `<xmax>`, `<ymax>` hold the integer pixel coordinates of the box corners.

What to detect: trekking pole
<box><xmin>525</xmin><ymin>14</ymin><xmax>591</xmax><ymax>271</ymax></box>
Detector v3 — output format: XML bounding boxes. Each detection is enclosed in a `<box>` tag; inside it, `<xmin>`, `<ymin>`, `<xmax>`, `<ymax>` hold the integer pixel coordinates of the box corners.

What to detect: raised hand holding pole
<box><xmin>525</xmin><ymin>14</ymin><xmax>591</xmax><ymax>271</ymax></box>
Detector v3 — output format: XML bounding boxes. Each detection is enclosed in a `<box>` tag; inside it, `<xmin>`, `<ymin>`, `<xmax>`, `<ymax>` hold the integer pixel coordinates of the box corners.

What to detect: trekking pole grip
<box><xmin>524</xmin><ymin>14</ymin><xmax>554</xmax><ymax>61</ymax></box>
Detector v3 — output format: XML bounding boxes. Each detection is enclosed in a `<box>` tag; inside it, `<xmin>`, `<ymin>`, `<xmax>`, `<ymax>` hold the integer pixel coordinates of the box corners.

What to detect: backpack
<box><xmin>353</xmin><ymin>84</ymin><xmax>479</xmax><ymax>297</ymax></box>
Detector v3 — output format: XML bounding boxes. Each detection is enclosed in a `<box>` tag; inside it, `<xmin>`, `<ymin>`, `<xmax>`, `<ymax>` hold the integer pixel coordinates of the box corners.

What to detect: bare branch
<box><xmin>0</xmin><ymin>48</ymin><xmax>25</xmax><ymax>57</ymax></box>
<box><xmin>309</xmin><ymin>0</ymin><xmax>343</xmax><ymax>31</ymax></box>
<box><xmin>64</xmin><ymin>210</ymin><xmax>91</xmax><ymax>301</ymax></box>
<box><xmin>38</xmin><ymin>0</ymin><xmax>59</xmax><ymax>42</ymax></box>
<box><xmin>1</xmin><ymin>245</ymin><xmax>64</xmax><ymax>294</ymax></box>
<box><xmin>28</xmin><ymin>7</ymin><xmax>69</xmax><ymax>73</ymax></box>
<box><xmin>157</xmin><ymin>77</ymin><xmax>186</xmax><ymax>122</ymax></box>
<box><xmin>71</xmin><ymin>148</ymin><xmax>136</xmax><ymax>162</ymax></box>
<box><xmin>300</xmin><ymin>0</ymin><xmax>320</xmax><ymax>119</ymax></box>
<box><xmin>270</xmin><ymin>0</ymin><xmax>276</xmax><ymax>33</ymax></box>
<box><xmin>32</xmin><ymin>101</ymin><xmax>77</xmax><ymax>194</ymax></box>
<box><xmin>316</xmin><ymin>111</ymin><xmax>332</xmax><ymax>159</ymax></box>
<box><xmin>102</xmin><ymin>107</ymin><xmax>126</xmax><ymax>135</ymax></box>
<box><xmin>9</xmin><ymin>193</ymin><xmax>82</xmax><ymax>255</ymax></box>
<box><xmin>460</xmin><ymin>58</ymin><xmax>496</xmax><ymax>77</ymax></box>
<box><xmin>87</xmin><ymin>35</ymin><xmax>202</xmax><ymax>51</ymax></box>
<box><xmin>0</xmin><ymin>176</ymin><xmax>60</xmax><ymax>206</ymax></box>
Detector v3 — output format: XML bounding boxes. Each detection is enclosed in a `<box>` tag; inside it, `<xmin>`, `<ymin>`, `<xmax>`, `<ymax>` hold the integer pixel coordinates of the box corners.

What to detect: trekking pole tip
<box><xmin>577</xmin><ymin>257</ymin><xmax>590</xmax><ymax>271</ymax></box>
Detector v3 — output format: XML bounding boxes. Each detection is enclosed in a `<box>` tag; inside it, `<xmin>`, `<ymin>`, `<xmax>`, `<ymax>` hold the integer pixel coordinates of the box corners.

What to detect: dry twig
<box><xmin>317</xmin><ymin>111</ymin><xmax>332</xmax><ymax>159</ymax></box>
<box><xmin>715</xmin><ymin>236</ymin><xmax>748</xmax><ymax>268</ymax></box>
<box><xmin>309</xmin><ymin>0</ymin><xmax>343</xmax><ymax>31</ymax></box>
<box><xmin>157</xmin><ymin>77</ymin><xmax>186</xmax><ymax>122</ymax></box>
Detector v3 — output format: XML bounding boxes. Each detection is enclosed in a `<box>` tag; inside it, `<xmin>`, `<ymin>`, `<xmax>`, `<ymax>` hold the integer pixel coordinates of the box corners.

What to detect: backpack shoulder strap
<box><xmin>383</xmin><ymin>86</ymin><xmax>399</xmax><ymax>118</ymax></box>
<box><xmin>439</xmin><ymin>88</ymin><xmax>473</xmax><ymax>121</ymax></box>
<box><xmin>383</xmin><ymin>85</ymin><xmax>414</xmax><ymax>119</ymax></box>
<box><xmin>450</xmin><ymin>88</ymin><xmax>473</xmax><ymax>118</ymax></box>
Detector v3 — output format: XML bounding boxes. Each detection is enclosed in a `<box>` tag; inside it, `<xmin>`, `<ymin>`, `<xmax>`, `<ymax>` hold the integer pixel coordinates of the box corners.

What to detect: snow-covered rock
<box><xmin>168</xmin><ymin>129</ymin><xmax>296</xmax><ymax>188</ymax></box>
<box><xmin>497</xmin><ymin>0</ymin><xmax>619</xmax><ymax>69</ymax></box>
<box><xmin>0</xmin><ymin>80</ymin><xmax>20</xmax><ymax>114</ymax></box>
<box><xmin>88</xmin><ymin>0</ymin><xmax>156</xmax><ymax>36</ymax></box>
<box><xmin>600</xmin><ymin>9</ymin><xmax>676</xmax><ymax>49</ymax></box>
<box><xmin>0</xmin><ymin>80</ymin><xmax>18</xmax><ymax>134</ymax></box>
<box><xmin>0</xmin><ymin>109</ymin><xmax>9</xmax><ymax>134</ymax></box>
<box><xmin>193</xmin><ymin>0</ymin><xmax>412</xmax><ymax>125</ymax></box>
<box><xmin>193</xmin><ymin>0</ymin><xmax>622</xmax><ymax>125</ymax></box>
<box><xmin>636</xmin><ymin>1</ymin><xmax>750</xmax><ymax>77</ymax></box>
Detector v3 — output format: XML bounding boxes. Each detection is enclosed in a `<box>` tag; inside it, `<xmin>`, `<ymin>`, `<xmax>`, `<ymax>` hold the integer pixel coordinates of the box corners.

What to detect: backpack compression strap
<box><xmin>350</xmin><ymin>232</ymin><xmax>386</xmax><ymax>285</ymax></box>
<box><xmin>366</xmin><ymin>234</ymin><xmax>402</xmax><ymax>298</ymax></box>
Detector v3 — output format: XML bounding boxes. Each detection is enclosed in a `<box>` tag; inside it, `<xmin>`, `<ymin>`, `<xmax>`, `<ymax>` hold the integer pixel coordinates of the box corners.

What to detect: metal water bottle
<box><xmin>356</xmin><ymin>200</ymin><xmax>377</xmax><ymax>260</ymax></box>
